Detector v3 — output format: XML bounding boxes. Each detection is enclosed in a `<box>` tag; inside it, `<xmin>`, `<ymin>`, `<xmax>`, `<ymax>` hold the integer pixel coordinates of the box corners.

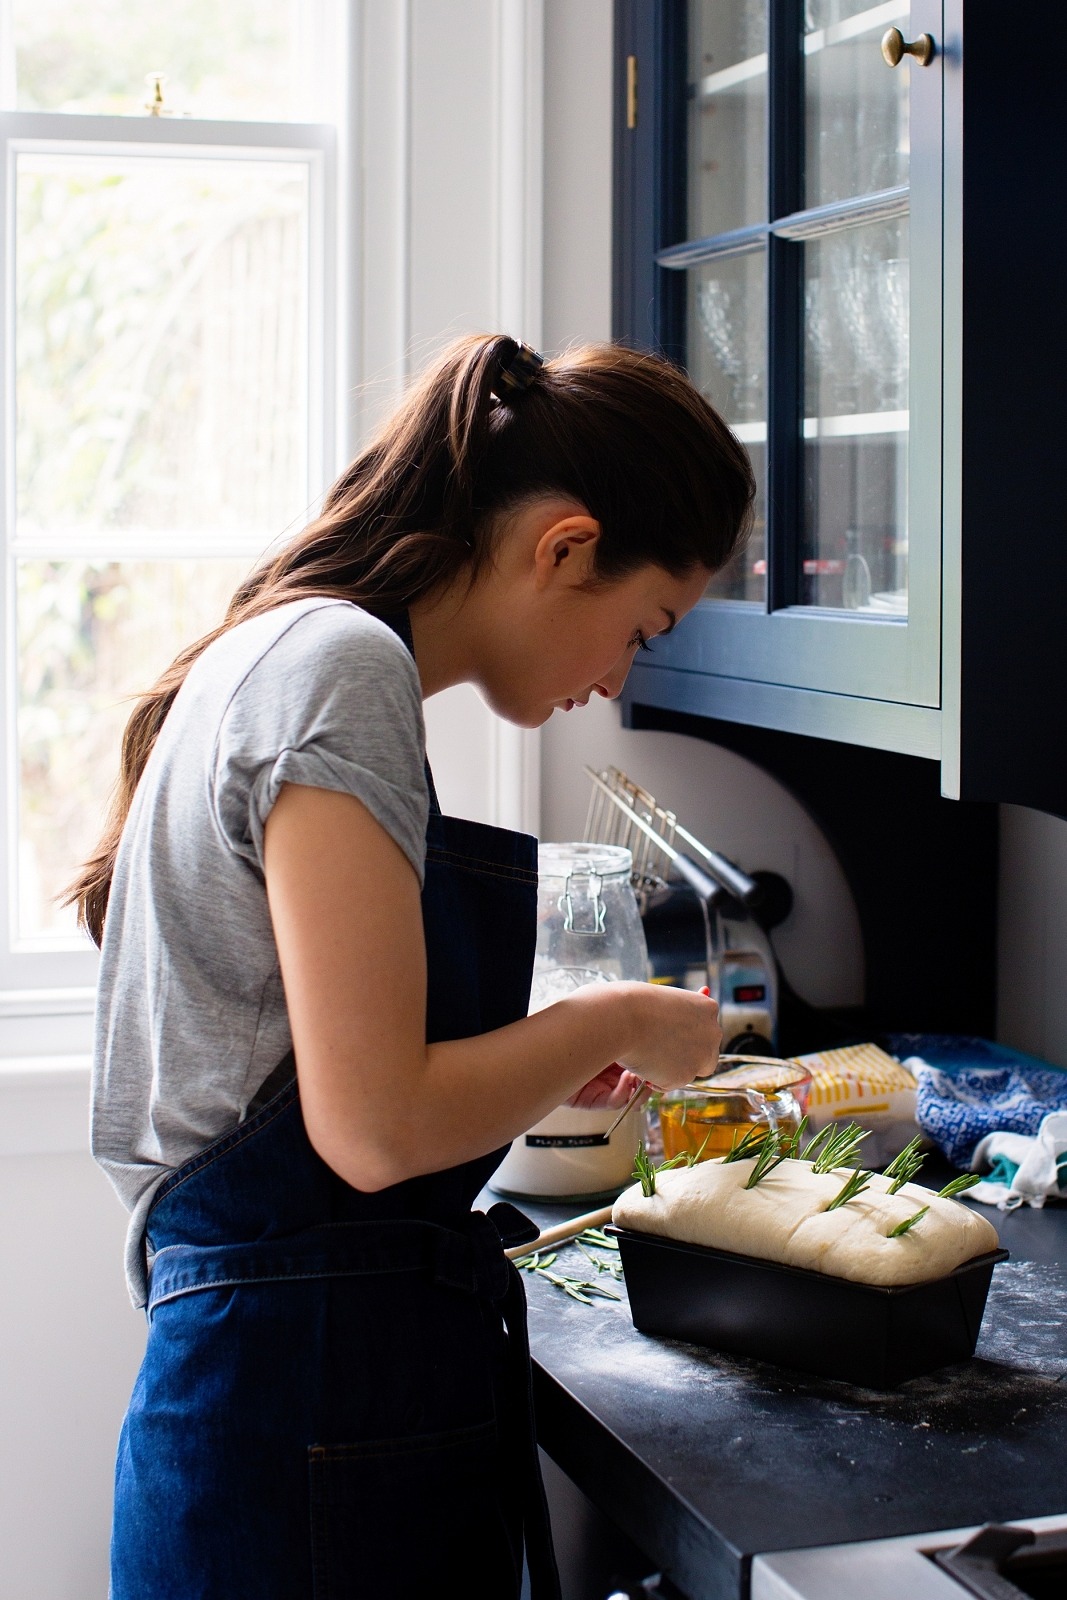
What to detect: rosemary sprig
<box><xmin>810</xmin><ymin>1121</ymin><xmax>870</xmax><ymax>1175</ymax></box>
<box><xmin>938</xmin><ymin>1172</ymin><xmax>981</xmax><ymax>1200</ymax></box>
<box><xmin>685</xmin><ymin>1130</ymin><xmax>714</xmax><ymax>1166</ymax></box>
<box><xmin>882</xmin><ymin>1135</ymin><xmax>926</xmax><ymax>1193</ymax></box>
<box><xmin>784</xmin><ymin>1115</ymin><xmax>810</xmax><ymax>1160</ymax></box>
<box><xmin>633</xmin><ymin>1141</ymin><xmax>659</xmax><ymax>1196</ymax></box>
<box><xmin>799</xmin><ymin>1123</ymin><xmax>832</xmax><ymax>1163</ymax></box>
<box><xmin>722</xmin><ymin>1124</ymin><xmax>774</xmax><ymax>1164</ymax></box>
<box><xmin>632</xmin><ymin>1140</ymin><xmax>691</xmax><ymax>1197</ymax></box>
<box><xmin>888</xmin><ymin>1205</ymin><xmax>929</xmax><ymax>1237</ymax></box>
<box><xmin>744</xmin><ymin>1134</ymin><xmax>788</xmax><ymax>1189</ymax></box>
<box><xmin>826</xmin><ymin>1167</ymin><xmax>872</xmax><ymax>1211</ymax></box>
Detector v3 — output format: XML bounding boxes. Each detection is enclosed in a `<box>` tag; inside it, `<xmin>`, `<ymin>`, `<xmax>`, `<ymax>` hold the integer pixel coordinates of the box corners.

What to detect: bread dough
<box><xmin>612</xmin><ymin>1157</ymin><xmax>1000</xmax><ymax>1286</ymax></box>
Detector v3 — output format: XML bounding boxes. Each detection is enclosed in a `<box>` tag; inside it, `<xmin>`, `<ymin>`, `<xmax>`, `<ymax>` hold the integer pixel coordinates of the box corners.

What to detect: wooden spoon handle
<box><xmin>503</xmin><ymin>1204</ymin><xmax>615</xmax><ymax>1260</ymax></box>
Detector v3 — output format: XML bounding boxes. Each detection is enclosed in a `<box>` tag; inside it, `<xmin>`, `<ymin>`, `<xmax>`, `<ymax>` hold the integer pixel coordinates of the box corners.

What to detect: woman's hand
<box><xmin>564</xmin><ymin>1061</ymin><xmax>645</xmax><ymax>1110</ymax></box>
<box><xmin>564</xmin><ymin>982</ymin><xmax>721</xmax><ymax>1106</ymax></box>
<box><xmin>616</xmin><ymin>981</ymin><xmax>722</xmax><ymax>1089</ymax></box>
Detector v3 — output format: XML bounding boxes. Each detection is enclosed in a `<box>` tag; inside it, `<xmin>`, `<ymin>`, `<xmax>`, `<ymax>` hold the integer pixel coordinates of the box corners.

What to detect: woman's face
<box><xmin>472</xmin><ymin>502</ymin><xmax>711</xmax><ymax>729</ymax></box>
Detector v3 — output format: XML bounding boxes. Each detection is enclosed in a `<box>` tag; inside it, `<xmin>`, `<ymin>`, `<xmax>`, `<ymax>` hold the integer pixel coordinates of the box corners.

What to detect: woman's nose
<box><xmin>594</xmin><ymin>657</ymin><xmax>631</xmax><ymax>700</ymax></box>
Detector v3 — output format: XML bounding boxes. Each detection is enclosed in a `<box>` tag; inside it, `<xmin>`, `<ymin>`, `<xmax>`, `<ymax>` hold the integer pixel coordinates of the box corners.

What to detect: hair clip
<box><xmin>493</xmin><ymin>341</ymin><xmax>544</xmax><ymax>400</ymax></box>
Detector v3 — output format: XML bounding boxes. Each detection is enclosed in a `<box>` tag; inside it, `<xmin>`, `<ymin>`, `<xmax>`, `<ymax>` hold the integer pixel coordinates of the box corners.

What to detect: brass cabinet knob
<box><xmin>881</xmin><ymin>27</ymin><xmax>935</xmax><ymax>67</ymax></box>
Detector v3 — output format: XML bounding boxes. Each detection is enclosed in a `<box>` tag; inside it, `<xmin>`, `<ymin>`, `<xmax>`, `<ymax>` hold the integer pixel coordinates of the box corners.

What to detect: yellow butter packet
<box><xmin>797</xmin><ymin>1043</ymin><xmax>919</xmax><ymax>1165</ymax></box>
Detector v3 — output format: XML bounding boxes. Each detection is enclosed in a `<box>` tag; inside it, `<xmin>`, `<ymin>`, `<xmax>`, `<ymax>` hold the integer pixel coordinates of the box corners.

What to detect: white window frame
<box><xmin>0</xmin><ymin>108</ymin><xmax>337</xmax><ymax>1047</ymax></box>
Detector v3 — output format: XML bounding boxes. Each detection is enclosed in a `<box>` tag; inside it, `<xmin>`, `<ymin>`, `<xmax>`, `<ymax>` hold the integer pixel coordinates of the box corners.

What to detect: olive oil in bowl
<box><xmin>657</xmin><ymin>1062</ymin><xmax>812</xmax><ymax>1165</ymax></box>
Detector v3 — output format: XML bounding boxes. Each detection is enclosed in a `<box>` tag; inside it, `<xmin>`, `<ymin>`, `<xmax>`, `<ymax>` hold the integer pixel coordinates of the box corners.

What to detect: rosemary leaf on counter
<box><xmin>575</xmin><ymin>1240</ymin><xmax>624</xmax><ymax>1280</ymax></box>
<box><xmin>882</xmin><ymin>1135</ymin><xmax>926</xmax><ymax>1193</ymax></box>
<box><xmin>513</xmin><ymin>1243</ymin><xmax>623</xmax><ymax>1304</ymax></box>
<box><xmin>578</xmin><ymin>1228</ymin><xmax>619</xmax><ymax>1251</ymax></box>
<box><xmin>938</xmin><ymin>1173</ymin><xmax>981</xmax><ymax>1200</ymax></box>
<box><xmin>826</xmin><ymin>1167</ymin><xmax>872</xmax><ymax>1211</ymax></box>
<box><xmin>888</xmin><ymin>1205</ymin><xmax>929</xmax><ymax>1237</ymax></box>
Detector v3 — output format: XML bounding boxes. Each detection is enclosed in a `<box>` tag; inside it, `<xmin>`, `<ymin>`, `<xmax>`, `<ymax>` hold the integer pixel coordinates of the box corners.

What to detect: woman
<box><xmin>71</xmin><ymin>334</ymin><xmax>754</xmax><ymax>1598</ymax></box>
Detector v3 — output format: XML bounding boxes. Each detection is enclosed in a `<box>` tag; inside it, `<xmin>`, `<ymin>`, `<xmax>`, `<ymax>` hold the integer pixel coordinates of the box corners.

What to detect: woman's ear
<box><xmin>532</xmin><ymin>515</ymin><xmax>601</xmax><ymax>590</ymax></box>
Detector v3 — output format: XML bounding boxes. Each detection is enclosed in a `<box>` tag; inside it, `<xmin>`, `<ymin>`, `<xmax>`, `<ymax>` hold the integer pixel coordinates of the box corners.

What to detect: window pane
<box><xmin>801</xmin><ymin>213</ymin><xmax>909</xmax><ymax>612</ymax></box>
<box><xmin>687</xmin><ymin>251</ymin><xmax>767</xmax><ymax>603</ymax></box>
<box><xmin>804</xmin><ymin>0</ymin><xmax>910</xmax><ymax>207</ymax></box>
<box><xmin>16</xmin><ymin>154</ymin><xmax>309</xmax><ymax>545</ymax></box>
<box><xmin>16</xmin><ymin>560</ymin><xmax>249</xmax><ymax>945</ymax></box>
<box><xmin>7</xmin><ymin>0</ymin><xmax>334</xmax><ymax>121</ymax></box>
<box><xmin>688</xmin><ymin>0</ymin><xmax>767</xmax><ymax>239</ymax></box>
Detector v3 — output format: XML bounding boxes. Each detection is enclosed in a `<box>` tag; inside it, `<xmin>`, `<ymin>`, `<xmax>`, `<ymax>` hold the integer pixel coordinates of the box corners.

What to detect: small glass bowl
<box><xmin>654</xmin><ymin>1061</ymin><xmax>813</xmax><ymax>1165</ymax></box>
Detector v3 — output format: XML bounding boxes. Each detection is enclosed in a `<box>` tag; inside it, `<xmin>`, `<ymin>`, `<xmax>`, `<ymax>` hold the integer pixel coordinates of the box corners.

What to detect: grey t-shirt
<box><xmin>91</xmin><ymin>598</ymin><xmax>429</xmax><ymax>1306</ymax></box>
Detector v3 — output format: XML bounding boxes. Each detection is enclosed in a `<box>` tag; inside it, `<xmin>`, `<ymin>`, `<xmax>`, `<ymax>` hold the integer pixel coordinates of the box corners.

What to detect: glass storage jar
<box><xmin>490</xmin><ymin>843</ymin><xmax>650</xmax><ymax>1202</ymax></box>
<box><xmin>530</xmin><ymin>842</ymin><xmax>649</xmax><ymax>1006</ymax></box>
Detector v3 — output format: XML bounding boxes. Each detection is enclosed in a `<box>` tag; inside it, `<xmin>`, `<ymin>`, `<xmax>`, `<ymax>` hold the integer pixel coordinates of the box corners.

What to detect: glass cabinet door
<box><xmin>685</xmin><ymin>0</ymin><xmax>768</xmax><ymax>603</ymax></box>
<box><xmin>642</xmin><ymin>0</ymin><xmax>942</xmax><ymax>717</ymax></box>
<box><xmin>800</xmin><ymin>0</ymin><xmax>910</xmax><ymax>616</ymax></box>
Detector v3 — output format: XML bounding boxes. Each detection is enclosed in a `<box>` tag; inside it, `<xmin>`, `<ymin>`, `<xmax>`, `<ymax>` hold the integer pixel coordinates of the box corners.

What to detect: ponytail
<box><xmin>66</xmin><ymin>333</ymin><xmax>754</xmax><ymax>944</ymax></box>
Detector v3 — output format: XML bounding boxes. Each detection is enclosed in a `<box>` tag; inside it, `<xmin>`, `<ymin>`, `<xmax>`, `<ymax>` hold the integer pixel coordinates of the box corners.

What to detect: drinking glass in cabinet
<box><xmin>804</xmin><ymin>0</ymin><xmax>910</xmax><ymax>207</ymax></box>
<box><xmin>688</xmin><ymin>249</ymin><xmax>767</xmax><ymax>604</ymax></box>
<box><xmin>802</xmin><ymin>213</ymin><xmax>909</xmax><ymax>612</ymax></box>
<box><xmin>688</xmin><ymin>0</ymin><xmax>767</xmax><ymax>241</ymax></box>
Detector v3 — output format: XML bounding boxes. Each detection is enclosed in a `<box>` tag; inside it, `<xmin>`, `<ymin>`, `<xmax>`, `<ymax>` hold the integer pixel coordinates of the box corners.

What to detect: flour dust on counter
<box><xmin>972</xmin><ymin>1258</ymin><xmax>1067</xmax><ymax>1381</ymax></box>
<box><xmin>524</xmin><ymin>1237</ymin><xmax>1067</xmax><ymax>1451</ymax></box>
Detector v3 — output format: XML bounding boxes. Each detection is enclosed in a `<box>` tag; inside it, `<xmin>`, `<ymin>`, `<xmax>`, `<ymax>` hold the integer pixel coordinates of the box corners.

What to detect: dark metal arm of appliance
<box><xmin>667</xmin><ymin>818</ymin><xmax>759</xmax><ymax>906</ymax></box>
<box><xmin>584</xmin><ymin>770</ymin><xmax>732</xmax><ymax>906</ymax></box>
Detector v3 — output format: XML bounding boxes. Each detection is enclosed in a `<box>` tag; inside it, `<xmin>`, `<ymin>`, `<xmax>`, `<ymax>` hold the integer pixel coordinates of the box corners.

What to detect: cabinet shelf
<box><xmin>802</xmin><ymin>0</ymin><xmax>908</xmax><ymax>59</ymax></box>
<box><xmin>656</xmin><ymin>186</ymin><xmax>910</xmax><ymax>270</ymax></box>
<box><xmin>731</xmin><ymin>411</ymin><xmax>908</xmax><ymax>445</ymax></box>
<box><xmin>693</xmin><ymin>1</ymin><xmax>908</xmax><ymax>102</ymax></box>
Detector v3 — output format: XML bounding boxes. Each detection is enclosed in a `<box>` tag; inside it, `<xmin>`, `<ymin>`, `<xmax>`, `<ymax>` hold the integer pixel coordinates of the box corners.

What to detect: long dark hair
<box><xmin>68</xmin><ymin>333</ymin><xmax>754</xmax><ymax>943</ymax></box>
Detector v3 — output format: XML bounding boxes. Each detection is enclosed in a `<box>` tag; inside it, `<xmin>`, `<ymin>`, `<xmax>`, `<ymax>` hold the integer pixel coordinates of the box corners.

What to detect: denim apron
<box><xmin>110</xmin><ymin>618</ymin><xmax>560</xmax><ymax>1599</ymax></box>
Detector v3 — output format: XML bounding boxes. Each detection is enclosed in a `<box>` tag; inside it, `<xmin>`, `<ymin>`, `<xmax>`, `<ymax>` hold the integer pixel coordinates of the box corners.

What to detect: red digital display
<box><xmin>733</xmin><ymin>984</ymin><xmax>766</xmax><ymax>1003</ymax></box>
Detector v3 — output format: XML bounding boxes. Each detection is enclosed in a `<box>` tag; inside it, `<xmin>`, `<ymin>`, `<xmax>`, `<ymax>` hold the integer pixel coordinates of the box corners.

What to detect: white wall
<box><xmin>0</xmin><ymin>1066</ymin><xmax>145</xmax><ymax>1600</ymax></box>
<box><xmin>542</xmin><ymin>0</ymin><xmax>614</xmax><ymax>354</ymax></box>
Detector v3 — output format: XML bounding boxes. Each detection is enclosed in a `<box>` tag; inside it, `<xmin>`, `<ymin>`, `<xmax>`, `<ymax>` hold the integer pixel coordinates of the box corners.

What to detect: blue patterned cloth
<box><xmin>885</xmin><ymin>1034</ymin><xmax>1067</xmax><ymax>1168</ymax></box>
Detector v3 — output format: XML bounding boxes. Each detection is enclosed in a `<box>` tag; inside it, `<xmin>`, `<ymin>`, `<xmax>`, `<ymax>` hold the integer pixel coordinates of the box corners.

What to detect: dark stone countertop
<box><xmin>484</xmin><ymin>1178</ymin><xmax>1067</xmax><ymax>1600</ymax></box>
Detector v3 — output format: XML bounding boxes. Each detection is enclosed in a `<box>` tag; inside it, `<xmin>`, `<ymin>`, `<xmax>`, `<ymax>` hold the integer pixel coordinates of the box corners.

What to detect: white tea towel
<box><xmin>969</xmin><ymin>1112</ymin><xmax>1067</xmax><ymax>1210</ymax></box>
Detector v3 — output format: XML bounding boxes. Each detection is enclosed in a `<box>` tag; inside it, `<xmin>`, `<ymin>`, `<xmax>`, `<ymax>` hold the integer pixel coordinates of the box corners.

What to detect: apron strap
<box><xmin>379</xmin><ymin>607</ymin><xmax>443</xmax><ymax>817</ymax></box>
<box><xmin>501</xmin><ymin>1262</ymin><xmax>563</xmax><ymax>1600</ymax></box>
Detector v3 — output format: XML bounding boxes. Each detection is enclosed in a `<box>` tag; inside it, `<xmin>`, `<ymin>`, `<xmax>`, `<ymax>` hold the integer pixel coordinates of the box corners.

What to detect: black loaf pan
<box><xmin>606</xmin><ymin>1225</ymin><xmax>1009</xmax><ymax>1389</ymax></box>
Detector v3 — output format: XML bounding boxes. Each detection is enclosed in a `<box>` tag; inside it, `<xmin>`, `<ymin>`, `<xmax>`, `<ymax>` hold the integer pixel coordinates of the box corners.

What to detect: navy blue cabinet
<box><xmin>616</xmin><ymin>1</ymin><xmax>1067</xmax><ymax>820</ymax></box>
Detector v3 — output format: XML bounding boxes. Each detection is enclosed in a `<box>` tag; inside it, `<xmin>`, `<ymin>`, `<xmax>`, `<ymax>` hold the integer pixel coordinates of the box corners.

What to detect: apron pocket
<box><xmin>308</xmin><ymin>1419</ymin><xmax>522</xmax><ymax>1599</ymax></box>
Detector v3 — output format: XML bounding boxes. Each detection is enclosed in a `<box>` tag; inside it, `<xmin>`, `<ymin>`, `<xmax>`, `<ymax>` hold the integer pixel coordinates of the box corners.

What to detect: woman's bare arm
<box><xmin>264</xmin><ymin>782</ymin><xmax>720</xmax><ymax>1191</ymax></box>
